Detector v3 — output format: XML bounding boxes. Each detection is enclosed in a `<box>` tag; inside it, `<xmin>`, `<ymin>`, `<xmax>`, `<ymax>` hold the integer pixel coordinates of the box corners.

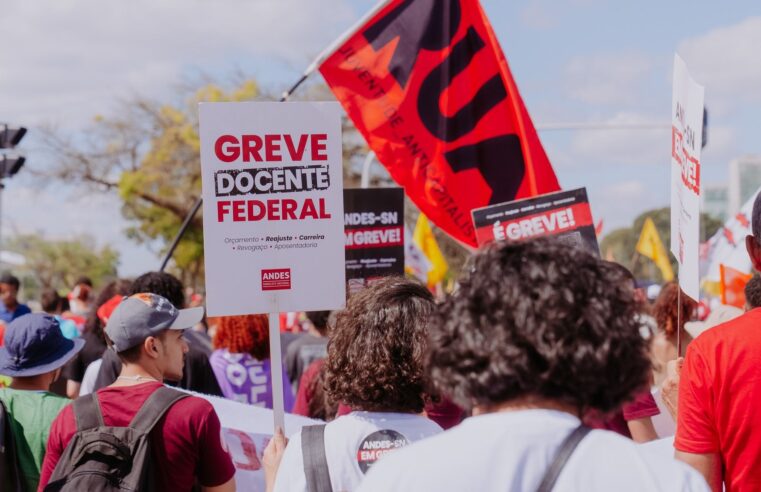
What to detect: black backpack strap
<box><xmin>73</xmin><ymin>393</ymin><xmax>105</xmax><ymax>431</ymax></box>
<box><xmin>301</xmin><ymin>424</ymin><xmax>332</xmax><ymax>492</ymax></box>
<box><xmin>129</xmin><ymin>386</ymin><xmax>189</xmax><ymax>433</ymax></box>
<box><xmin>536</xmin><ymin>424</ymin><xmax>591</xmax><ymax>492</ymax></box>
<box><xmin>0</xmin><ymin>399</ymin><xmax>24</xmax><ymax>492</ymax></box>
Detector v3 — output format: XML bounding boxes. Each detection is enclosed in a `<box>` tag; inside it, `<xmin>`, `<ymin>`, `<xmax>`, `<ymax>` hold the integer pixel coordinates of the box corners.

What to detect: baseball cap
<box><xmin>104</xmin><ymin>293</ymin><xmax>204</xmax><ymax>352</ymax></box>
<box><xmin>0</xmin><ymin>314</ymin><xmax>85</xmax><ymax>377</ymax></box>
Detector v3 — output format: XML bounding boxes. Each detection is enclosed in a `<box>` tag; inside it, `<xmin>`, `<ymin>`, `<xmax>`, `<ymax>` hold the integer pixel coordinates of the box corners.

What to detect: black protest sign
<box><xmin>471</xmin><ymin>187</ymin><xmax>599</xmax><ymax>256</ymax></box>
<box><xmin>344</xmin><ymin>188</ymin><xmax>405</xmax><ymax>294</ymax></box>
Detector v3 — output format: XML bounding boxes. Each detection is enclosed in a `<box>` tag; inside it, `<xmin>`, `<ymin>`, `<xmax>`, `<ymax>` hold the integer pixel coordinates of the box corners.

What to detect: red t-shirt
<box><xmin>675</xmin><ymin>308</ymin><xmax>761</xmax><ymax>491</ymax></box>
<box><xmin>38</xmin><ymin>382</ymin><xmax>235</xmax><ymax>491</ymax></box>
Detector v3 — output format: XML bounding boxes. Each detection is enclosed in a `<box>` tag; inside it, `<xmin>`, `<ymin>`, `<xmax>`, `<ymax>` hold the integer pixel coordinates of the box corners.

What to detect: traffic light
<box><xmin>0</xmin><ymin>155</ymin><xmax>24</xmax><ymax>178</ymax></box>
<box><xmin>0</xmin><ymin>125</ymin><xmax>26</xmax><ymax>149</ymax></box>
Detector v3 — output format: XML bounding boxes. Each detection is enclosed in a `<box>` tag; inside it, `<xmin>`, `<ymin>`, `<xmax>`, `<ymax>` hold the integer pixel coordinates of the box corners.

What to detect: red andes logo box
<box><xmin>261</xmin><ymin>268</ymin><xmax>291</xmax><ymax>291</ymax></box>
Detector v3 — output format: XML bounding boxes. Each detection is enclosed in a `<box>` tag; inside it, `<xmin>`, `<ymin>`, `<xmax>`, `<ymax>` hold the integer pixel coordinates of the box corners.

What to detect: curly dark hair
<box><xmin>325</xmin><ymin>276</ymin><xmax>434</xmax><ymax>413</ymax></box>
<box><xmin>745</xmin><ymin>274</ymin><xmax>761</xmax><ymax>309</ymax></box>
<box><xmin>212</xmin><ymin>314</ymin><xmax>270</xmax><ymax>360</ymax></box>
<box><xmin>428</xmin><ymin>237</ymin><xmax>651</xmax><ymax>414</ymax></box>
<box><xmin>652</xmin><ymin>281</ymin><xmax>696</xmax><ymax>338</ymax></box>
<box><xmin>130</xmin><ymin>271</ymin><xmax>185</xmax><ymax>308</ymax></box>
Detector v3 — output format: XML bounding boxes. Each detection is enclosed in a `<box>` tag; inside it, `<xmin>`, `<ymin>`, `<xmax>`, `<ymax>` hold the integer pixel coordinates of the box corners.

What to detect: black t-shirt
<box><xmin>92</xmin><ymin>333</ymin><xmax>223</xmax><ymax>396</ymax></box>
<box><xmin>62</xmin><ymin>331</ymin><xmax>106</xmax><ymax>383</ymax></box>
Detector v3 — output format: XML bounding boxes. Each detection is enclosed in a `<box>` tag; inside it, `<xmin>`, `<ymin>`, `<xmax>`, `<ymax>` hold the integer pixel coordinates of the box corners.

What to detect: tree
<box><xmin>38</xmin><ymin>77</ymin><xmax>382</xmax><ymax>289</ymax></box>
<box><xmin>39</xmin><ymin>78</ymin><xmax>262</xmax><ymax>288</ymax></box>
<box><xmin>5</xmin><ymin>233</ymin><xmax>119</xmax><ymax>300</ymax></box>
<box><xmin>600</xmin><ymin>207</ymin><xmax>723</xmax><ymax>281</ymax></box>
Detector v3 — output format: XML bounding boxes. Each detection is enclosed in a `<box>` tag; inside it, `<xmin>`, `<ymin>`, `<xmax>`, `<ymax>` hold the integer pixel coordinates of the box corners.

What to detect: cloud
<box><xmin>591</xmin><ymin>179</ymin><xmax>665</xmax><ymax>230</ymax></box>
<box><xmin>564</xmin><ymin>53</ymin><xmax>654</xmax><ymax>105</ymax></box>
<box><xmin>0</xmin><ymin>0</ymin><xmax>356</xmax><ymax>128</ymax></box>
<box><xmin>2</xmin><ymin>183</ymin><xmax>160</xmax><ymax>276</ymax></box>
<box><xmin>567</xmin><ymin>112</ymin><xmax>670</xmax><ymax>166</ymax></box>
<box><xmin>678</xmin><ymin>17</ymin><xmax>761</xmax><ymax>104</ymax></box>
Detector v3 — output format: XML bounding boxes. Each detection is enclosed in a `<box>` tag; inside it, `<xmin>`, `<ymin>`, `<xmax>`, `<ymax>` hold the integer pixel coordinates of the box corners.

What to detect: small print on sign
<box><xmin>356</xmin><ymin>429</ymin><xmax>410</xmax><ymax>474</ymax></box>
<box><xmin>261</xmin><ymin>269</ymin><xmax>291</xmax><ymax>291</ymax></box>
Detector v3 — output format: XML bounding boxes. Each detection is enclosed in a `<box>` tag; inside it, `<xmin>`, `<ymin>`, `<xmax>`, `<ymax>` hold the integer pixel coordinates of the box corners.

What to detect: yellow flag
<box><xmin>635</xmin><ymin>217</ymin><xmax>674</xmax><ymax>281</ymax></box>
<box><xmin>413</xmin><ymin>214</ymin><xmax>448</xmax><ymax>286</ymax></box>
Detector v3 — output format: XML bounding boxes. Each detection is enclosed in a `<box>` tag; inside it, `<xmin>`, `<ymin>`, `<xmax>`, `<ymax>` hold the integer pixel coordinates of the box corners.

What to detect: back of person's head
<box><xmin>305</xmin><ymin>310</ymin><xmax>331</xmax><ymax>336</ymax></box>
<box><xmin>428</xmin><ymin>236</ymin><xmax>651</xmax><ymax>414</ymax></box>
<box><xmin>40</xmin><ymin>288</ymin><xmax>63</xmax><ymax>314</ymax></box>
<box><xmin>748</xmin><ymin>192</ymin><xmax>761</xmax><ymax>270</ymax></box>
<box><xmin>325</xmin><ymin>276</ymin><xmax>434</xmax><ymax>413</ymax></box>
<box><xmin>0</xmin><ymin>273</ymin><xmax>20</xmax><ymax>291</ymax></box>
<box><xmin>745</xmin><ymin>274</ymin><xmax>761</xmax><ymax>310</ymax></box>
<box><xmin>74</xmin><ymin>276</ymin><xmax>93</xmax><ymax>288</ymax></box>
<box><xmin>652</xmin><ymin>281</ymin><xmax>697</xmax><ymax>338</ymax></box>
<box><xmin>0</xmin><ymin>313</ymin><xmax>84</xmax><ymax>385</ymax></box>
<box><xmin>83</xmin><ymin>279</ymin><xmax>133</xmax><ymax>336</ymax></box>
<box><xmin>130</xmin><ymin>271</ymin><xmax>185</xmax><ymax>308</ymax></box>
<box><xmin>212</xmin><ymin>314</ymin><xmax>269</xmax><ymax>360</ymax></box>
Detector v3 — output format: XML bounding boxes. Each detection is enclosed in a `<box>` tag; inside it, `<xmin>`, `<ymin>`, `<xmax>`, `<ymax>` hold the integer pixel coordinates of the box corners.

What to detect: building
<box><xmin>703</xmin><ymin>184</ymin><xmax>729</xmax><ymax>222</ymax></box>
<box><xmin>728</xmin><ymin>155</ymin><xmax>761</xmax><ymax>215</ymax></box>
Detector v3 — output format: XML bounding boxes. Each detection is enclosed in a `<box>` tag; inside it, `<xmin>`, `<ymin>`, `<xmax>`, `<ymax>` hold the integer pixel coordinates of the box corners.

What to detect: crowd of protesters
<box><xmin>4</xmin><ymin>196</ymin><xmax>761</xmax><ymax>490</ymax></box>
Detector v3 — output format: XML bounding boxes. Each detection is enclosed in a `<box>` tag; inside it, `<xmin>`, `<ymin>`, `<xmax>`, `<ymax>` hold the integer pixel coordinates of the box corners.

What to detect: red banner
<box><xmin>319</xmin><ymin>0</ymin><xmax>560</xmax><ymax>246</ymax></box>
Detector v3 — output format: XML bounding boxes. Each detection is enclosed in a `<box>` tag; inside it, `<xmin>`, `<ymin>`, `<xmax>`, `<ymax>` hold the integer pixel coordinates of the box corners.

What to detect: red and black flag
<box><xmin>319</xmin><ymin>0</ymin><xmax>560</xmax><ymax>246</ymax></box>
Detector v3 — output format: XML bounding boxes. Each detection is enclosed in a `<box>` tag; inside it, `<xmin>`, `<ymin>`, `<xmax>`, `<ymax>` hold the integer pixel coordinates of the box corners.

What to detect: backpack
<box><xmin>43</xmin><ymin>386</ymin><xmax>189</xmax><ymax>492</ymax></box>
<box><xmin>0</xmin><ymin>399</ymin><xmax>24</xmax><ymax>492</ymax></box>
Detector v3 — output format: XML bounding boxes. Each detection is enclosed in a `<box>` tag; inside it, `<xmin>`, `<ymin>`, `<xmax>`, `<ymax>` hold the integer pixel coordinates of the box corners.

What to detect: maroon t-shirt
<box><xmin>39</xmin><ymin>382</ymin><xmax>235</xmax><ymax>491</ymax></box>
<box><xmin>292</xmin><ymin>358</ymin><xmax>324</xmax><ymax>417</ymax></box>
<box><xmin>585</xmin><ymin>389</ymin><xmax>660</xmax><ymax>438</ymax></box>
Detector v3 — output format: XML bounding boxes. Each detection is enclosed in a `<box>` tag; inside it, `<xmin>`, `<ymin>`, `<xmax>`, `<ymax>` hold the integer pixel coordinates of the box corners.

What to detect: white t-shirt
<box><xmin>78</xmin><ymin>358</ymin><xmax>102</xmax><ymax>396</ymax></box>
<box><xmin>357</xmin><ymin>409</ymin><xmax>709</xmax><ymax>492</ymax></box>
<box><xmin>273</xmin><ymin>411</ymin><xmax>442</xmax><ymax>492</ymax></box>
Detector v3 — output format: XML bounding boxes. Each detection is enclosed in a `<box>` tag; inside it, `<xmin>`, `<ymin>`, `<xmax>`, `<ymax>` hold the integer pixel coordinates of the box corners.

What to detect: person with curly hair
<box><xmin>267</xmin><ymin>276</ymin><xmax>442</xmax><ymax>492</ymax></box>
<box><xmin>210</xmin><ymin>314</ymin><xmax>294</xmax><ymax>410</ymax></box>
<box><xmin>357</xmin><ymin>237</ymin><xmax>707</xmax><ymax>492</ymax></box>
<box><xmin>651</xmin><ymin>281</ymin><xmax>698</xmax><ymax>386</ymax></box>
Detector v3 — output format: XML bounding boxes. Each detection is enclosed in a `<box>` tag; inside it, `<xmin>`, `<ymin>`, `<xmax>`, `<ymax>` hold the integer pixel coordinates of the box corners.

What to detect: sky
<box><xmin>1</xmin><ymin>0</ymin><xmax>761</xmax><ymax>276</ymax></box>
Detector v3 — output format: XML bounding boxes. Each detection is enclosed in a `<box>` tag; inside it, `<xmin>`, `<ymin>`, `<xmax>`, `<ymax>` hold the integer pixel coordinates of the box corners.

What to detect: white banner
<box><xmin>190</xmin><ymin>390</ymin><xmax>318</xmax><ymax>491</ymax></box>
<box><xmin>701</xmin><ymin>186</ymin><xmax>761</xmax><ymax>282</ymax></box>
<box><xmin>199</xmin><ymin>102</ymin><xmax>346</xmax><ymax>316</ymax></box>
<box><xmin>670</xmin><ymin>54</ymin><xmax>705</xmax><ymax>301</ymax></box>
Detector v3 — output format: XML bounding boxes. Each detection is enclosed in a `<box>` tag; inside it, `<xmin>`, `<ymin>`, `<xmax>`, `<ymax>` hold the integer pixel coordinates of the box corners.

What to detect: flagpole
<box><xmin>290</xmin><ymin>0</ymin><xmax>392</xmax><ymax>92</ymax></box>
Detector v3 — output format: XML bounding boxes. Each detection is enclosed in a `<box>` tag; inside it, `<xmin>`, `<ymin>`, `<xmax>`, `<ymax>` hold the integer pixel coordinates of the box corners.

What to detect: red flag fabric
<box><xmin>720</xmin><ymin>263</ymin><xmax>752</xmax><ymax>309</ymax></box>
<box><xmin>319</xmin><ymin>0</ymin><xmax>560</xmax><ymax>246</ymax></box>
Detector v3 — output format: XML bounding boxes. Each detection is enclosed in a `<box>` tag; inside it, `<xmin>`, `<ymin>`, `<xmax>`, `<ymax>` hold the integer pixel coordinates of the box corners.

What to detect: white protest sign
<box><xmin>670</xmin><ymin>54</ymin><xmax>704</xmax><ymax>301</ymax></box>
<box><xmin>199</xmin><ymin>102</ymin><xmax>346</xmax><ymax>316</ymax></box>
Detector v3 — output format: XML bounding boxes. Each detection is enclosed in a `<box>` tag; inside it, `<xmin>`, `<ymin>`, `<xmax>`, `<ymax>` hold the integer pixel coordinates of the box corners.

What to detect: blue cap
<box><xmin>0</xmin><ymin>313</ymin><xmax>85</xmax><ymax>377</ymax></box>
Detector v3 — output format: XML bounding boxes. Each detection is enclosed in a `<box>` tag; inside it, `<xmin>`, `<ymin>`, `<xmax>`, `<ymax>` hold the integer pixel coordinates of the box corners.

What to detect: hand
<box><xmin>263</xmin><ymin>427</ymin><xmax>289</xmax><ymax>492</ymax></box>
<box><xmin>661</xmin><ymin>357</ymin><xmax>684</xmax><ymax>421</ymax></box>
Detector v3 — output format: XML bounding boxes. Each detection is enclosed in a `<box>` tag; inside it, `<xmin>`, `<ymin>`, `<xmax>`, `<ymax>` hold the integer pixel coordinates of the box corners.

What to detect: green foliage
<box><xmin>600</xmin><ymin>207</ymin><xmax>723</xmax><ymax>281</ymax></box>
<box><xmin>5</xmin><ymin>234</ymin><xmax>119</xmax><ymax>301</ymax></box>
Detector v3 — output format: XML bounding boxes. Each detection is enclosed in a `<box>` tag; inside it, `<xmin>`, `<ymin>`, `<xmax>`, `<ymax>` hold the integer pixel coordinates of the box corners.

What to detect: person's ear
<box><xmin>144</xmin><ymin>336</ymin><xmax>161</xmax><ymax>359</ymax></box>
<box><xmin>746</xmin><ymin>235</ymin><xmax>761</xmax><ymax>272</ymax></box>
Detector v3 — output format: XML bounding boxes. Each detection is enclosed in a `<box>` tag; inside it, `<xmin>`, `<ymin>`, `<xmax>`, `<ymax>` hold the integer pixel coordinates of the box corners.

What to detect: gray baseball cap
<box><xmin>104</xmin><ymin>293</ymin><xmax>204</xmax><ymax>352</ymax></box>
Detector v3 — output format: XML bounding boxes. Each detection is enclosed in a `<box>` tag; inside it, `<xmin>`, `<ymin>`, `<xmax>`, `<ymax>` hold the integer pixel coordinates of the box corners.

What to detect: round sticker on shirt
<box><xmin>356</xmin><ymin>429</ymin><xmax>410</xmax><ymax>474</ymax></box>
